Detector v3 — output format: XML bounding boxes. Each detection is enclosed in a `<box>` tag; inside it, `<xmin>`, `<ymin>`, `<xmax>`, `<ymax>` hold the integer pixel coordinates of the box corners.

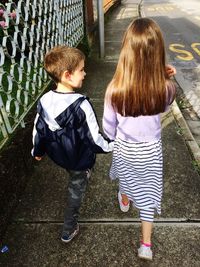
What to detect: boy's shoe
<box><xmin>61</xmin><ymin>224</ymin><xmax>79</xmax><ymax>243</ymax></box>
<box><xmin>118</xmin><ymin>191</ymin><xmax>130</xmax><ymax>212</ymax></box>
<box><xmin>138</xmin><ymin>245</ymin><xmax>153</xmax><ymax>261</ymax></box>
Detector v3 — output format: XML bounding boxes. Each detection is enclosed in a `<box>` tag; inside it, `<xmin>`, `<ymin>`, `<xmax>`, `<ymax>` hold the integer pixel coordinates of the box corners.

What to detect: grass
<box><xmin>192</xmin><ymin>160</ymin><xmax>200</xmax><ymax>173</ymax></box>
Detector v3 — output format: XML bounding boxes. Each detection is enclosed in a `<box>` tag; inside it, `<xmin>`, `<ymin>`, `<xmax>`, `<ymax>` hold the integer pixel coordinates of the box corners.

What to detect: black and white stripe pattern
<box><xmin>110</xmin><ymin>138</ymin><xmax>163</xmax><ymax>221</ymax></box>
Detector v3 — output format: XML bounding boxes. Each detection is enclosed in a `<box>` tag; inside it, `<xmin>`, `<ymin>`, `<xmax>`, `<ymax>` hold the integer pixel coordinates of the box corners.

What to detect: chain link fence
<box><xmin>0</xmin><ymin>0</ymin><xmax>84</xmax><ymax>149</ymax></box>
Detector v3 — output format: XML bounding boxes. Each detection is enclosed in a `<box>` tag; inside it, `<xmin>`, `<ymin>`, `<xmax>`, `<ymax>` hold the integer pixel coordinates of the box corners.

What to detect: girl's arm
<box><xmin>103</xmin><ymin>100</ymin><xmax>117</xmax><ymax>140</ymax></box>
<box><xmin>165</xmin><ymin>80</ymin><xmax>176</xmax><ymax>108</ymax></box>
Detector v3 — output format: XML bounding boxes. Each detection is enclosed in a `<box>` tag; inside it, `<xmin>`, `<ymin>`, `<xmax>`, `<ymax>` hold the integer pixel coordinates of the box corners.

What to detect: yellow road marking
<box><xmin>169</xmin><ymin>44</ymin><xmax>194</xmax><ymax>61</ymax></box>
<box><xmin>147</xmin><ymin>5</ymin><xmax>174</xmax><ymax>12</ymax></box>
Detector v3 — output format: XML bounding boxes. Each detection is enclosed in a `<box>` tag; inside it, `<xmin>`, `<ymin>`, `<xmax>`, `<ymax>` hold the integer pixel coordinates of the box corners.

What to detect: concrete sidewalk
<box><xmin>1</xmin><ymin>1</ymin><xmax>200</xmax><ymax>266</ymax></box>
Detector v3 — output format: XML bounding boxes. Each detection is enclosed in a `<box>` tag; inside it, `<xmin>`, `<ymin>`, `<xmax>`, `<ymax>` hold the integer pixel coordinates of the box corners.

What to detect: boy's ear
<box><xmin>63</xmin><ymin>70</ymin><xmax>71</xmax><ymax>80</ymax></box>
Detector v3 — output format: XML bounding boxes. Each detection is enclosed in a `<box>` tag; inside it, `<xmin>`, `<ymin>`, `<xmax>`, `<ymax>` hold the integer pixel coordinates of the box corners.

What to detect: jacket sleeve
<box><xmin>102</xmin><ymin>99</ymin><xmax>117</xmax><ymax>140</ymax></box>
<box><xmin>79</xmin><ymin>99</ymin><xmax>114</xmax><ymax>153</ymax></box>
<box><xmin>31</xmin><ymin>106</ymin><xmax>46</xmax><ymax>157</ymax></box>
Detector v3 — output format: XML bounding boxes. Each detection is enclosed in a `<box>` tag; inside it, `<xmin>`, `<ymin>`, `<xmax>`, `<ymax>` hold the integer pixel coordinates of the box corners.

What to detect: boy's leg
<box><xmin>62</xmin><ymin>169</ymin><xmax>91</xmax><ymax>236</ymax></box>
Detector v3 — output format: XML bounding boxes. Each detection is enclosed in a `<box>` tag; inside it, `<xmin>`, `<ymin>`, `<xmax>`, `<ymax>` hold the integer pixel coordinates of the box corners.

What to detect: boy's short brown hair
<box><xmin>44</xmin><ymin>46</ymin><xmax>85</xmax><ymax>83</ymax></box>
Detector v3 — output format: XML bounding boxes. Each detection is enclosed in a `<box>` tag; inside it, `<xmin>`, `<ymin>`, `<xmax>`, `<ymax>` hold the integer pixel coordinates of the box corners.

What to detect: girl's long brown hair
<box><xmin>106</xmin><ymin>18</ymin><xmax>167</xmax><ymax>116</ymax></box>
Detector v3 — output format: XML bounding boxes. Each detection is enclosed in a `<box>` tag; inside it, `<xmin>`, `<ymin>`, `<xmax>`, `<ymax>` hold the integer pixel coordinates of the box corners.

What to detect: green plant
<box><xmin>177</xmin><ymin>99</ymin><xmax>186</xmax><ymax>110</ymax></box>
<box><xmin>77</xmin><ymin>35</ymin><xmax>91</xmax><ymax>57</ymax></box>
<box><xmin>192</xmin><ymin>160</ymin><xmax>200</xmax><ymax>173</ymax></box>
<box><xmin>176</xmin><ymin>126</ymin><xmax>183</xmax><ymax>136</ymax></box>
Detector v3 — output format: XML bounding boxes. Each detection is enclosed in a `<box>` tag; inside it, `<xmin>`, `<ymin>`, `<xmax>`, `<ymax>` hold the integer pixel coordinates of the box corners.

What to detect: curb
<box><xmin>171</xmin><ymin>101</ymin><xmax>200</xmax><ymax>165</ymax></box>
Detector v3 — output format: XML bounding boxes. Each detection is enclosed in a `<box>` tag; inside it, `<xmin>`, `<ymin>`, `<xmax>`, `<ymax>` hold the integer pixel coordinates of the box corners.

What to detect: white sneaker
<box><xmin>138</xmin><ymin>245</ymin><xmax>153</xmax><ymax>261</ymax></box>
<box><xmin>118</xmin><ymin>192</ymin><xmax>130</xmax><ymax>212</ymax></box>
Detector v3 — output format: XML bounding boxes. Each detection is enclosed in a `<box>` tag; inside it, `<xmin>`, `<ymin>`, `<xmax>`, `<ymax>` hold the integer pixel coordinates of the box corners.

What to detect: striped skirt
<box><xmin>110</xmin><ymin>138</ymin><xmax>163</xmax><ymax>215</ymax></box>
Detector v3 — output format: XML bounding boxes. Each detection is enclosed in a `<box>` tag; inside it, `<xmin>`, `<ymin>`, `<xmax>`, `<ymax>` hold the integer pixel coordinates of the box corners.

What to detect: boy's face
<box><xmin>69</xmin><ymin>60</ymin><xmax>86</xmax><ymax>89</ymax></box>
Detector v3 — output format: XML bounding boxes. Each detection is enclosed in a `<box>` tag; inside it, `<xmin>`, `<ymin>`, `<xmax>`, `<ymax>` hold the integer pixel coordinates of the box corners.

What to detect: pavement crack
<box><xmin>12</xmin><ymin>218</ymin><xmax>200</xmax><ymax>227</ymax></box>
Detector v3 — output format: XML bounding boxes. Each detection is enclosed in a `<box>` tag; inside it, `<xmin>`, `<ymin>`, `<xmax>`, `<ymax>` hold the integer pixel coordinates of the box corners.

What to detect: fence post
<box><xmin>97</xmin><ymin>0</ymin><xmax>104</xmax><ymax>58</ymax></box>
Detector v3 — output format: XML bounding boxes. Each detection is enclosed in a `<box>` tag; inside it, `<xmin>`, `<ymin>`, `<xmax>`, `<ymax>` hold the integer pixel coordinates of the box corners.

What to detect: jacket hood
<box><xmin>37</xmin><ymin>94</ymin><xmax>87</xmax><ymax>130</ymax></box>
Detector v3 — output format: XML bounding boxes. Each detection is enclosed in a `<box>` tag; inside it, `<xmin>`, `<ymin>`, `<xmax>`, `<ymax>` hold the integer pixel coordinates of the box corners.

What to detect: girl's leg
<box><xmin>121</xmin><ymin>193</ymin><xmax>129</xmax><ymax>205</ymax></box>
<box><xmin>140</xmin><ymin>208</ymin><xmax>154</xmax><ymax>244</ymax></box>
<box><xmin>138</xmin><ymin>209</ymin><xmax>154</xmax><ymax>260</ymax></box>
<box><xmin>118</xmin><ymin>191</ymin><xmax>130</xmax><ymax>212</ymax></box>
<box><xmin>141</xmin><ymin>221</ymin><xmax>153</xmax><ymax>244</ymax></box>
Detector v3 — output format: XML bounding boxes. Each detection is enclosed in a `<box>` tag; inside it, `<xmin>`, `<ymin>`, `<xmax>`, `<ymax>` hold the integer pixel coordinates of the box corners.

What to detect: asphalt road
<box><xmin>142</xmin><ymin>0</ymin><xmax>200</xmax><ymax>117</ymax></box>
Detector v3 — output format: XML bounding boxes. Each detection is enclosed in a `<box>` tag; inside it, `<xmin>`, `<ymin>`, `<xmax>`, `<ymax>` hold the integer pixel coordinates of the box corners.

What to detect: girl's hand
<box><xmin>35</xmin><ymin>156</ymin><xmax>42</xmax><ymax>161</ymax></box>
<box><xmin>165</xmin><ymin>64</ymin><xmax>176</xmax><ymax>78</ymax></box>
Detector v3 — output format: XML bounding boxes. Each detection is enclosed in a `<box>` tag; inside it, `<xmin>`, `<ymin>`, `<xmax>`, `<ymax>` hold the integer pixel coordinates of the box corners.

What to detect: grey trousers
<box><xmin>62</xmin><ymin>169</ymin><xmax>91</xmax><ymax>235</ymax></box>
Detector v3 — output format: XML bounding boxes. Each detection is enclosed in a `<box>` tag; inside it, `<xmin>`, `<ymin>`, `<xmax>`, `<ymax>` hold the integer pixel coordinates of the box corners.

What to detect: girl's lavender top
<box><xmin>103</xmin><ymin>82</ymin><xmax>176</xmax><ymax>142</ymax></box>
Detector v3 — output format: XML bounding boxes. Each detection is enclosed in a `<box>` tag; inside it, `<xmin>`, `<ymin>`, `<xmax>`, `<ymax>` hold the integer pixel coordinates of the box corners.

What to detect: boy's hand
<box><xmin>165</xmin><ymin>64</ymin><xmax>176</xmax><ymax>78</ymax></box>
<box><xmin>35</xmin><ymin>156</ymin><xmax>42</xmax><ymax>161</ymax></box>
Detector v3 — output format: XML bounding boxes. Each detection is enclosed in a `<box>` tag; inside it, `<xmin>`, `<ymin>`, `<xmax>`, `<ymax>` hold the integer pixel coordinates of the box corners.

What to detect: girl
<box><xmin>103</xmin><ymin>18</ymin><xmax>176</xmax><ymax>261</ymax></box>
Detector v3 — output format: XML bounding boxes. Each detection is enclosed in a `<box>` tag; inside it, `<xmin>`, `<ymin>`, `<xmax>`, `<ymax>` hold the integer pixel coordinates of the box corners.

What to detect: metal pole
<box><xmin>97</xmin><ymin>0</ymin><xmax>104</xmax><ymax>58</ymax></box>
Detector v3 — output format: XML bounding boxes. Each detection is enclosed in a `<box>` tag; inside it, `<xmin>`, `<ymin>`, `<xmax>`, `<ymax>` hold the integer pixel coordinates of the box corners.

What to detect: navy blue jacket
<box><xmin>32</xmin><ymin>91</ymin><xmax>113</xmax><ymax>170</ymax></box>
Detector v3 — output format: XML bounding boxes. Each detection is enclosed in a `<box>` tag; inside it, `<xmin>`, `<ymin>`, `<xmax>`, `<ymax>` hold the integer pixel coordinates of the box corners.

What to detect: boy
<box><xmin>32</xmin><ymin>46</ymin><xmax>113</xmax><ymax>243</ymax></box>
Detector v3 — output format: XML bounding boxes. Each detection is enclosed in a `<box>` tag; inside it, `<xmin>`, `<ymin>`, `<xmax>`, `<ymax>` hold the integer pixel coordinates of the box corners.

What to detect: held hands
<box><xmin>35</xmin><ymin>156</ymin><xmax>42</xmax><ymax>161</ymax></box>
<box><xmin>165</xmin><ymin>64</ymin><xmax>176</xmax><ymax>78</ymax></box>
